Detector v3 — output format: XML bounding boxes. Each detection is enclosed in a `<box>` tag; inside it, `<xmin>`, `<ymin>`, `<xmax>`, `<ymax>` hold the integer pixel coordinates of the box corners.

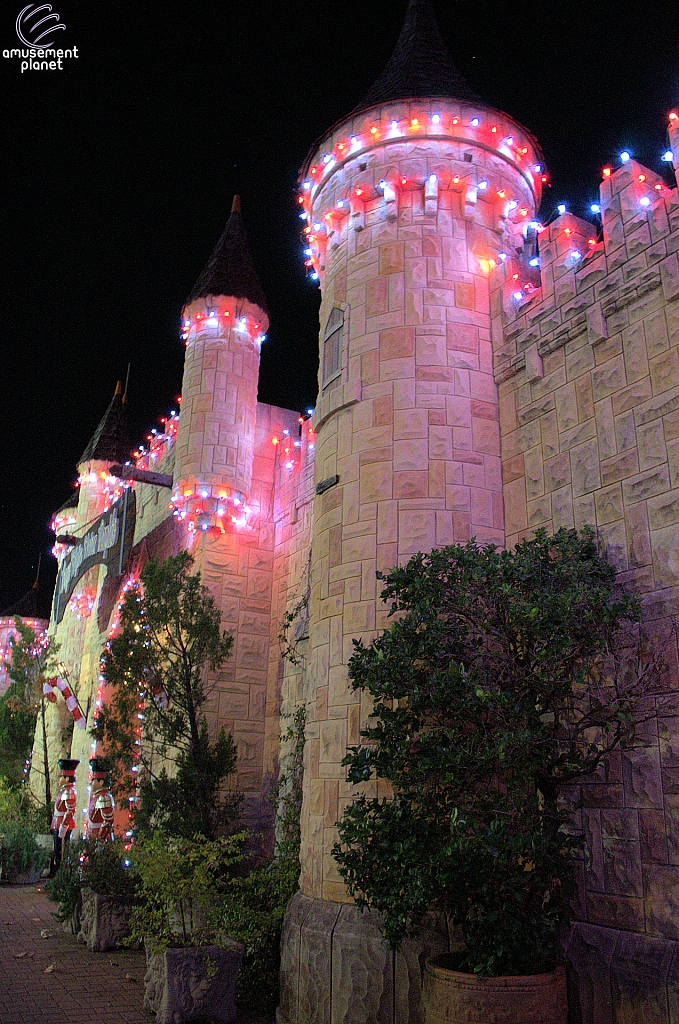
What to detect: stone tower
<box><xmin>280</xmin><ymin>1</ymin><xmax>544</xmax><ymax>1019</ymax></box>
<box><xmin>172</xmin><ymin>197</ymin><xmax>274</xmax><ymax>829</ymax></box>
<box><xmin>174</xmin><ymin>195</ymin><xmax>269</xmax><ymax>516</ymax></box>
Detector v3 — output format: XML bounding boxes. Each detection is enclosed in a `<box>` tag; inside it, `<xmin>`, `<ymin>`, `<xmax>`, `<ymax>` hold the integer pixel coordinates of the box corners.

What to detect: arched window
<box><xmin>323</xmin><ymin>307</ymin><xmax>344</xmax><ymax>387</ymax></box>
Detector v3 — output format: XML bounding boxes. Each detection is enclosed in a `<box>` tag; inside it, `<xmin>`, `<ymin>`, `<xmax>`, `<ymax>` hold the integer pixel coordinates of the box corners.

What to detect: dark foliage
<box><xmin>333</xmin><ymin>528</ymin><xmax>662</xmax><ymax>975</ymax></box>
<box><xmin>93</xmin><ymin>553</ymin><xmax>240</xmax><ymax>840</ymax></box>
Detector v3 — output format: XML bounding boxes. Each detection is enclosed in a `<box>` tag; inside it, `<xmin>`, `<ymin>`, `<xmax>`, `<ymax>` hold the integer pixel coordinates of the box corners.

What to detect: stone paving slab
<box><xmin>0</xmin><ymin>884</ymin><xmax>271</xmax><ymax>1024</ymax></box>
<box><xmin>0</xmin><ymin>883</ymin><xmax>149</xmax><ymax>1024</ymax></box>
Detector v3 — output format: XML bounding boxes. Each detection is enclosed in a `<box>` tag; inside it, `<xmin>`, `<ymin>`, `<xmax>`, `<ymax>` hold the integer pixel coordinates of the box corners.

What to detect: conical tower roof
<box><xmin>3</xmin><ymin>581</ymin><xmax>51</xmax><ymax>621</ymax></box>
<box><xmin>186</xmin><ymin>196</ymin><xmax>268</xmax><ymax>313</ymax></box>
<box><xmin>356</xmin><ymin>0</ymin><xmax>480</xmax><ymax>111</ymax></box>
<box><xmin>78</xmin><ymin>381</ymin><xmax>132</xmax><ymax>465</ymax></box>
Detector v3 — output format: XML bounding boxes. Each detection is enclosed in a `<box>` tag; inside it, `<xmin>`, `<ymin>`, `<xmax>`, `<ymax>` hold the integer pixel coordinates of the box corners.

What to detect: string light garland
<box><xmin>87</xmin><ymin>573</ymin><xmax>140</xmax><ymax>845</ymax></box>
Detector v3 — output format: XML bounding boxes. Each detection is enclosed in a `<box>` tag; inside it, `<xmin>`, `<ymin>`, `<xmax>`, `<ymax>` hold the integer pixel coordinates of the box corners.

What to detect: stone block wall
<box><xmin>492</xmin><ymin>155</ymin><xmax>679</xmax><ymax>1017</ymax></box>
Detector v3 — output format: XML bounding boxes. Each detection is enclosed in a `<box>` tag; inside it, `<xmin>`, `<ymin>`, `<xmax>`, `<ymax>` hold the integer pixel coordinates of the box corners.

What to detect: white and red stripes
<box><xmin>43</xmin><ymin>677</ymin><xmax>86</xmax><ymax>729</ymax></box>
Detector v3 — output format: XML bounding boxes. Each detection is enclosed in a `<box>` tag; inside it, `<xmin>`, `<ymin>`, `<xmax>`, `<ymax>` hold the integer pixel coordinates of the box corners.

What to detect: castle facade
<box><xmin>34</xmin><ymin>2</ymin><xmax>679</xmax><ymax>1020</ymax></box>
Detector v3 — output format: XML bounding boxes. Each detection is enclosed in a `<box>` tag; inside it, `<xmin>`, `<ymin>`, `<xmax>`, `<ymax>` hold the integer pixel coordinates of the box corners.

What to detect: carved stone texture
<box><xmin>563</xmin><ymin>922</ymin><xmax>617</xmax><ymax>1024</ymax></box>
<box><xmin>77</xmin><ymin>888</ymin><xmax>133</xmax><ymax>952</ymax></box>
<box><xmin>279</xmin><ymin>893</ymin><xmax>314</xmax><ymax>1024</ymax></box>
<box><xmin>643</xmin><ymin>864</ymin><xmax>679</xmax><ymax>940</ymax></box>
<box><xmin>331</xmin><ymin>903</ymin><xmax>394</xmax><ymax>1024</ymax></box>
<box><xmin>422</xmin><ymin>958</ymin><xmax>567</xmax><ymax>1024</ymax></box>
<box><xmin>394</xmin><ymin>913</ymin><xmax>450</xmax><ymax>1024</ymax></box>
<box><xmin>621</xmin><ymin>747</ymin><xmax>663</xmax><ymax>808</ymax></box>
<box><xmin>143</xmin><ymin>942</ymin><xmax>243</xmax><ymax>1024</ymax></box>
<box><xmin>298</xmin><ymin>897</ymin><xmax>342</xmax><ymax>1024</ymax></box>
<box><xmin>610</xmin><ymin>932</ymin><xmax>675</xmax><ymax>1024</ymax></box>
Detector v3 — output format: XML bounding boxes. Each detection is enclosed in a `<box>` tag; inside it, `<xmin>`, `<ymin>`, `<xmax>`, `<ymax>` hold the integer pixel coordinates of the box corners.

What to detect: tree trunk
<box><xmin>41</xmin><ymin>695</ymin><xmax>52</xmax><ymax>821</ymax></box>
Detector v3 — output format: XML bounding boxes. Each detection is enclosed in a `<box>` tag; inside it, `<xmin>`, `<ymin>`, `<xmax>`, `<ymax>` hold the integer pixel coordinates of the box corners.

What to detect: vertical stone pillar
<box><xmin>171</xmin><ymin>200</ymin><xmax>272</xmax><ymax>833</ymax></box>
<box><xmin>282</xmin><ymin>98</ymin><xmax>543</xmax><ymax>1022</ymax></box>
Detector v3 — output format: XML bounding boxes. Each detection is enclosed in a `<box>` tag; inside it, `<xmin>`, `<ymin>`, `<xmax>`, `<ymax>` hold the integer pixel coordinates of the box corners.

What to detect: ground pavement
<box><xmin>0</xmin><ymin>884</ymin><xmax>270</xmax><ymax>1024</ymax></box>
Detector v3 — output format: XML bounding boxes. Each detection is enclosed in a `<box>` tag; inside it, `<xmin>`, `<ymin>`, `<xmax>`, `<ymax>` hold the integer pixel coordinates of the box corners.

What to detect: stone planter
<box><xmin>423</xmin><ymin>956</ymin><xmax>568</xmax><ymax>1024</ymax></box>
<box><xmin>144</xmin><ymin>939</ymin><xmax>244</xmax><ymax>1024</ymax></box>
<box><xmin>77</xmin><ymin>887</ymin><xmax>134</xmax><ymax>951</ymax></box>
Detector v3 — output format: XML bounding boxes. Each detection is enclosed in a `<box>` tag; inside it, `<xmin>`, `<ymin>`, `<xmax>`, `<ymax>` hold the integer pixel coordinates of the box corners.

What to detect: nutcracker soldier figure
<box><xmin>87</xmin><ymin>758</ymin><xmax>115</xmax><ymax>842</ymax></box>
<box><xmin>51</xmin><ymin>758</ymin><xmax>79</xmax><ymax>867</ymax></box>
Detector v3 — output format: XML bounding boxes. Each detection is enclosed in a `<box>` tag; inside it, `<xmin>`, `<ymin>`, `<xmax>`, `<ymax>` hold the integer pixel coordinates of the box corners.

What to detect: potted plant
<box><xmin>45</xmin><ymin>842</ymin><xmax>83</xmax><ymax>933</ymax></box>
<box><xmin>0</xmin><ymin>821</ymin><xmax>49</xmax><ymax>884</ymax></box>
<box><xmin>333</xmin><ymin>528</ymin><xmax>662</xmax><ymax>1023</ymax></box>
<box><xmin>129</xmin><ymin>831</ymin><xmax>247</xmax><ymax>1024</ymax></box>
<box><xmin>77</xmin><ymin>839</ymin><xmax>138</xmax><ymax>951</ymax></box>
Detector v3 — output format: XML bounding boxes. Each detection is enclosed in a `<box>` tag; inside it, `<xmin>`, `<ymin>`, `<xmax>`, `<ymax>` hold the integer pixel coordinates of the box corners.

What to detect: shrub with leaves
<box><xmin>0</xmin><ymin>821</ymin><xmax>48</xmax><ymax>877</ymax></box>
<box><xmin>127</xmin><ymin>831</ymin><xmax>248</xmax><ymax>953</ymax></box>
<box><xmin>220</xmin><ymin>706</ymin><xmax>306</xmax><ymax>1013</ymax></box>
<box><xmin>333</xmin><ymin>528</ymin><xmax>664</xmax><ymax>976</ymax></box>
<box><xmin>93</xmin><ymin>552</ymin><xmax>240</xmax><ymax>839</ymax></box>
<box><xmin>3</xmin><ymin>620</ymin><xmax>60</xmax><ymax>816</ymax></box>
<box><xmin>84</xmin><ymin>838</ymin><xmax>138</xmax><ymax>901</ymax></box>
<box><xmin>45</xmin><ymin>843</ymin><xmax>82</xmax><ymax>922</ymax></box>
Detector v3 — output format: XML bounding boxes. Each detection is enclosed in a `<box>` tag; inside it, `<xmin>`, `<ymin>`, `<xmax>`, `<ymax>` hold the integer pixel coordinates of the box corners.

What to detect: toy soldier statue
<box><xmin>87</xmin><ymin>758</ymin><xmax>115</xmax><ymax>842</ymax></box>
<box><xmin>51</xmin><ymin>758</ymin><xmax>79</xmax><ymax>867</ymax></box>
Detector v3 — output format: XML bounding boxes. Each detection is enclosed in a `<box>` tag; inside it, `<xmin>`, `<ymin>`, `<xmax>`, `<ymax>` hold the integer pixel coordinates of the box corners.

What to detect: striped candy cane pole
<box><xmin>47</xmin><ymin>677</ymin><xmax>87</xmax><ymax>729</ymax></box>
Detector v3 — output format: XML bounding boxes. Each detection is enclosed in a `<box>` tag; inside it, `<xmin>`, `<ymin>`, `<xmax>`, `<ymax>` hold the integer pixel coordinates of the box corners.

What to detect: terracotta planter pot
<box><xmin>144</xmin><ymin>939</ymin><xmax>244</xmax><ymax>1024</ymax></box>
<box><xmin>423</xmin><ymin>955</ymin><xmax>568</xmax><ymax>1024</ymax></box>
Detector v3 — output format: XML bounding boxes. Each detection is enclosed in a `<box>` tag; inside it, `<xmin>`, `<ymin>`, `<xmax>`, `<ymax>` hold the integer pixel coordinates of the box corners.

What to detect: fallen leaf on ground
<box><xmin>44</xmin><ymin>964</ymin><xmax>55</xmax><ymax>973</ymax></box>
<box><xmin>31</xmin><ymin>917</ymin><xmax>41</xmax><ymax>922</ymax></box>
<box><xmin>14</xmin><ymin>952</ymin><xmax>28</xmax><ymax>958</ymax></box>
<box><xmin>125</xmin><ymin>973</ymin><xmax>136</xmax><ymax>982</ymax></box>
<box><xmin>40</xmin><ymin>929</ymin><xmax>52</xmax><ymax>938</ymax></box>
<box><xmin>3</xmin><ymin>920</ymin><xmax>12</xmax><ymax>925</ymax></box>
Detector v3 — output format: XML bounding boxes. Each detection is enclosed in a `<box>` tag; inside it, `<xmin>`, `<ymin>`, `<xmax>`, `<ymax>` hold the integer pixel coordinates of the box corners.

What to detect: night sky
<box><xmin>2</xmin><ymin>0</ymin><xmax>678</xmax><ymax>613</ymax></box>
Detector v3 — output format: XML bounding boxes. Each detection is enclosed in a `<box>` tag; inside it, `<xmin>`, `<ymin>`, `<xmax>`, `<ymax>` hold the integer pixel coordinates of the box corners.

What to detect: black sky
<box><xmin>2</xmin><ymin>0</ymin><xmax>678</xmax><ymax>612</ymax></box>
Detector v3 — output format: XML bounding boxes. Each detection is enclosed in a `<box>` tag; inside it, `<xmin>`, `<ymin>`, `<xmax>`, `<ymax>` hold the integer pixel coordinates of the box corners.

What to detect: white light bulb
<box><xmin>529</xmin><ymin>257</ymin><xmax>539</xmax><ymax>267</ymax></box>
<box><xmin>470</xmin><ymin>118</ymin><xmax>480</xmax><ymax>127</ymax></box>
<box><xmin>620</xmin><ymin>151</ymin><xmax>630</xmax><ymax>163</ymax></box>
<box><xmin>478</xmin><ymin>180</ymin><xmax>488</xmax><ymax>190</ymax></box>
<box><xmin>513</xmin><ymin>291</ymin><xmax>523</xmax><ymax>301</ymax></box>
<box><xmin>662</xmin><ymin>150</ymin><xmax>674</xmax><ymax>162</ymax></box>
<box><xmin>590</xmin><ymin>203</ymin><xmax>600</xmax><ymax>213</ymax></box>
<box><xmin>431</xmin><ymin>114</ymin><xmax>441</xmax><ymax>124</ymax></box>
<box><xmin>640</xmin><ymin>196</ymin><xmax>651</xmax><ymax>207</ymax></box>
<box><xmin>557</xmin><ymin>204</ymin><xmax>566</xmax><ymax>215</ymax></box>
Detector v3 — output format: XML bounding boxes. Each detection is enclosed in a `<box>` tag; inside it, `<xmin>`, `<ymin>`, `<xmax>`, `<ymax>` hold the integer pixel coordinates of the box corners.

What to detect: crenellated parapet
<box><xmin>300</xmin><ymin>100</ymin><xmax>544</xmax><ymax>283</ymax></box>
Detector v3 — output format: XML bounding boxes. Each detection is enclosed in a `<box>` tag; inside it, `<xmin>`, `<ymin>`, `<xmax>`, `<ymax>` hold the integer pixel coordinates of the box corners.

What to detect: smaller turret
<box><xmin>172</xmin><ymin>197</ymin><xmax>269</xmax><ymax>533</ymax></box>
<box><xmin>76</xmin><ymin>381</ymin><xmax>132</xmax><ymax>525</ymax></box>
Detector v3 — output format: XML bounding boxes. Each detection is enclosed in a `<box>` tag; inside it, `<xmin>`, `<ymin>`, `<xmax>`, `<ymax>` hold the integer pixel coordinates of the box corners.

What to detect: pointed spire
<box><xmin>185</xmin><ymin>196</ymin><xmax>268</xmax><ymax>313</ymax></box>
<box><xmin>78</xmin><ymin>380</ymin><xmax>132</xmax><ymax>465</ymax></box>
<box><xmin>356</xmin><ymin>0</ymin><xmax>479</xmax><ymax>111</ymax></box>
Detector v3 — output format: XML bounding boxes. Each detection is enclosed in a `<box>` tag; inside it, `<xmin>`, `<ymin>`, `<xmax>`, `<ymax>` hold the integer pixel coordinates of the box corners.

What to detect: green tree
<box><xmin>3</xmin><ymin>619</ymin><xmax>60</xmax><ymax>821</ymax></box>
<box><xmin>333</xmin><ymin>528</ymin><xmax>665</xmax><ymax>976</ymax></box>
<box><xmin>93</xmin><ymin>552</ymin><xmax>240</xmax><ymax>840</ymax></box>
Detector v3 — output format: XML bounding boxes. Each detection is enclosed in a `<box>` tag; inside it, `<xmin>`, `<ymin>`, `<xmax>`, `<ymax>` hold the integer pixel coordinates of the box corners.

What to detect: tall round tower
<box><xmin>173</xmin><ymin>196</ymin><xmax>269</xmax><ymax>530</ymax></box>
<box><xmin>281</xmin><ymin>2</ymin><xmax>543</xmax><ymax>1020</ymax></box>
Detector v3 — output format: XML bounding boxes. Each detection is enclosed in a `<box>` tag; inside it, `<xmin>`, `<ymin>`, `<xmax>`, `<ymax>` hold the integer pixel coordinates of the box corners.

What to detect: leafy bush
<box><xmin>84</xmin><ymin>839</ymin><xmax>138</xmax><ymax>901</ymax></box>
<box><xmin>94</xmin><ymin>553</ymin><xmax>240</xmax><ymax>840</ymax></box>
<box><xmin>128</xmin><ymin>831</ymin><xmax>248</xmax><ymax>953</ymax></box>
<box><xmin>333</xmin><ymin>528</ymin><xmax>661</xmax><ymax>976</ymax></box>
<box><xmin>45</xmin><ymin>844</ymin><xmax>82</xmax><ymax>921</ymax></box>
<box><xmin>220</xmin><ymin>706</ymin><xmax>305</xmax><ymax>1013</ymax></box>
<box><xmin>0</xmin><ymin>821</ymin><xmax>48</xmax><ymax>877</ymax></box>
